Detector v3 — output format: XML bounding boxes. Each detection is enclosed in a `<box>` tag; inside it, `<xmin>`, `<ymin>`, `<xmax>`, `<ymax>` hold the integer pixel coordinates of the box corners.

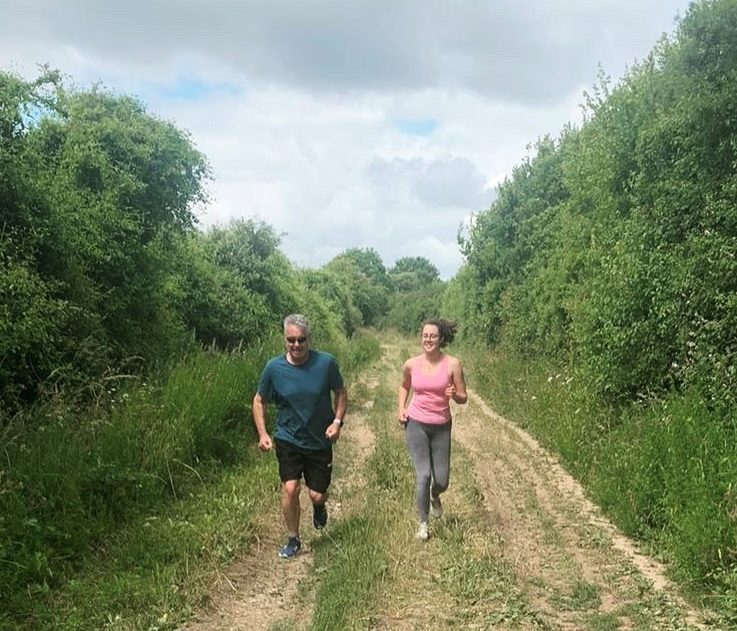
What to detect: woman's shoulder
<box><xmin>404</xmin><ymin>354</ymin><xmax>423</xmax><ymax>369</ymax></box>
<box><xmin>443</xmin><ymin>354</ymin><xmax>462</xmax><ymax>368</ymax></box>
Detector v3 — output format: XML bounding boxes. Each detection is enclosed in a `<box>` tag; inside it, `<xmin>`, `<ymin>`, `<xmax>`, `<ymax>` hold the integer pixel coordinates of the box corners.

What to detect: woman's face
<box><xmin>421</xmin><ymin>324</ymin><xmax>441</xmax><ymax>353</ymax></box>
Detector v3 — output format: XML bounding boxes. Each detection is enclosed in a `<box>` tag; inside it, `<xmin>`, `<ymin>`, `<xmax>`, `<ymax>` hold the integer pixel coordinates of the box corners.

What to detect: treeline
<box><xmin>449</xmin><ymin>0</ymin><xmax>737</xmax><ymax>603</ymax></box>
<box><xmin>0</xmin><ymin>67</ymin><xmax>444</xmax><ymax>416</ymax></box>
<box><xmin>459</xmin><ymin>0</ymin><xmax>737</xmax><ymax>408</ymax></box>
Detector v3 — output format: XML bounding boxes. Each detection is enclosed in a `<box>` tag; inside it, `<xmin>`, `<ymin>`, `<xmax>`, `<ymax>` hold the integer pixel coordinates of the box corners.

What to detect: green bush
<box><xmin>0</xmin><ymin>346</ymin><xmax>269</xmax><ymax>619</ymax></box>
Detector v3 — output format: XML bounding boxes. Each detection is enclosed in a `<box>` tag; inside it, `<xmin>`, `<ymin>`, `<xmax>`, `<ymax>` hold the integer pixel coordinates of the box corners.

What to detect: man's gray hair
<box><xmin>283</xmin><ymin>313</ymin><xmax>311</xmax><ymax>336</ymax></box>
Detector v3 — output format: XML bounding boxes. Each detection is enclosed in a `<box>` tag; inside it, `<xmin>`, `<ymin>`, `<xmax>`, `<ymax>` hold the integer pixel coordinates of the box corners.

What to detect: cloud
<box><xmin>0</xmin><ymin>0</ymin><xmax>692</xmax><ymax>279</ymax></box>
<box><xmin>367</xmin><ymin>155</ymin><xmax>491</xmax><ymax>210</ymax></box>
<box><xmin>2</xmin><ymin>0</ymin><xmax>689</xmax><ymax>102</ymax></box>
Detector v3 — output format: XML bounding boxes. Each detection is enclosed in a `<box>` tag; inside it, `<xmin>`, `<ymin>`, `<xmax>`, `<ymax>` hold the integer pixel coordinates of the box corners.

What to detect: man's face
<box><xmin>284</xmin><ymin>324</ymin><xmax>310</xmax><ymax>363</ymax></box>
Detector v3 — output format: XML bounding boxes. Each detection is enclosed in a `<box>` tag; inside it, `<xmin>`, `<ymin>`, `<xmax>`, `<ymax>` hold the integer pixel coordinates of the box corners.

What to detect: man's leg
<box><xmin>305</xmin><ymin>446</ymin><xmax>333</xmax><ymax>529</ymax></box>
<box><xmin>275</xmin><ymin>439</ymin><xmax>304</xmax><ymax>557</ymax></box>
<box><xmin>282</xmin><ymin>479</ymin><xmax>302</xmax><ymax>536</ymax></box>
<box><xmin>308</xmin><ymin>488</ymin><xmax>328</xmax><ymax>505</ymax></box>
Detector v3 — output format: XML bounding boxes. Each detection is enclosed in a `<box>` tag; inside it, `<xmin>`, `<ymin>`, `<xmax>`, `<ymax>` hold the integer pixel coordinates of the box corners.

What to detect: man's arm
<box><xmin>252</xmin><ymin>392</ymin><xmax>273</xmax><ymax>451</ymax></box>
<box><xmin>334</xmin><ymin>386</ymin><xmax>347</xmax><ymax>421</ymax></box>
<box><xmin>325</xmin><ymin>386</ymin><xmax>347</xmax><ymax>440</ymax></box>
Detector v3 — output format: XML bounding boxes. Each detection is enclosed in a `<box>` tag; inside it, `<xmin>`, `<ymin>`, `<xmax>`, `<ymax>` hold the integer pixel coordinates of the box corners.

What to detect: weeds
<box><xmin>464</xmin><ymin>342</ymin><xmax>737</xmax><ymax>625</ymax></box>
<box><xmin>0</xmin><ymin>345</ymin><xmax>271</xmax><ymax>629</ymax></box>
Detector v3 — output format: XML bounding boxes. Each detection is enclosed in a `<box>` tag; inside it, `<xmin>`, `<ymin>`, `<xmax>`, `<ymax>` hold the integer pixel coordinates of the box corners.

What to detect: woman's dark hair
<box><xmin>422</xmin><ymin>318</ymin><xmax>457</xmax><ymax>348</ymax></box>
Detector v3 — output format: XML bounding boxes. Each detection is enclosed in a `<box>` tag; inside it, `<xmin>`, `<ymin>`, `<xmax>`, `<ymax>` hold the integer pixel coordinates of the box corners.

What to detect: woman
<box><xmin>398</xmin><ymin>318</ymin><xmax>467</xmax><ymax>541</ymax></box>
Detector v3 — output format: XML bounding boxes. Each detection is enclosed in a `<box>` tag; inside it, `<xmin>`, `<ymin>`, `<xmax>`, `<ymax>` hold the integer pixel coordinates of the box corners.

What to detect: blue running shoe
<box><xmin>313</xmin><ymin>503</ymin><xmax>328</xmax><ymax>529</ymax></box>
<box><xmin>278</xmin><ymin>536</ymin><xmax>301</xmax><ymax>559</ymax></box>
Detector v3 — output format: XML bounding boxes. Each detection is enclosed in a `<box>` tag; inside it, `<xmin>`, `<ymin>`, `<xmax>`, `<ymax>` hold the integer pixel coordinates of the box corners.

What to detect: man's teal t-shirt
<box><xmin>257</xmin><ymin>350</ymin><xmax>344</xmax><ymax>450</ymax></box>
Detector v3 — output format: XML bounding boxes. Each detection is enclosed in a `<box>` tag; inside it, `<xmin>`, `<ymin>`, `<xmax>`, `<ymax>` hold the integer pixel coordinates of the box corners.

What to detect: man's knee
<box><xmin>308</xmin><ymin>488</ymin><xmax>328</xmax><ymax>505</ymax></box>
<box><xmin>282</xmin><ymin>479</ymin><xmax>301</xmax><ymax>499</ymax></box>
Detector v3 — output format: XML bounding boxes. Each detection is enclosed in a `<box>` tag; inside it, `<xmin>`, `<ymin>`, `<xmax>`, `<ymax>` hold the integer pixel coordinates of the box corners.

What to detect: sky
<box><xmin>1</xmin><ymin>0</ymin><xmax>692</xmax><ymax>279</ymax></box>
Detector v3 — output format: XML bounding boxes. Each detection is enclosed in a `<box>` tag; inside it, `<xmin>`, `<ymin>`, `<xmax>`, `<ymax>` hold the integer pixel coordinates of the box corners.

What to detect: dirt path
<box><xmin>182</xmin><ymin>341</ymin><xmax>711</xmax><ymax>630</ymax></box>
<box><xmin>182</xmin><ymin>361</ymin><xmax>380</xmax><ymax>631</ymax></box>
<box><xmin>451</xmin><ymin>391</ymin><xmax>708</xmax><ymax>630</ymax></box>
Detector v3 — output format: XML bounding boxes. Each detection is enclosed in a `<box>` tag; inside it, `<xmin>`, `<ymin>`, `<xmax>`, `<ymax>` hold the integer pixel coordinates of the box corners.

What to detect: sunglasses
<box><xmin>286</xmin><ymin>336</ymin><xmax>308</xmax><ymax>344</ymax></box>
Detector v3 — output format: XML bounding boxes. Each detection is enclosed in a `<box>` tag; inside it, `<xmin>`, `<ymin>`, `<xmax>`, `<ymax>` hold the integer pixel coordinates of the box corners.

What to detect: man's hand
<box><xmin>258</xmin><ymin>434</ymin><xmax>273</xmax><ymax>451</ymax></box>
<box><xmin>325</xmin><ymin>421</ymin><xmax>342</xmax><ymax>441</ymax></box>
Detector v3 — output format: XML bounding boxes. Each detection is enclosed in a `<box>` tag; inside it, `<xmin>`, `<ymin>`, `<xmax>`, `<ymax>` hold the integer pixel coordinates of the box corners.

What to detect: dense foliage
<box><xmin>1</xmin><ymin>70</ymin><xmax>209</xmax><ymax>407</ymax></box>
<box><xmin>453</xmin><ymin>0</ymin><xmax>737</xmax><ymax>603</ymax></box>
<box><xmin>460</xmin><ymin>0</ymin><xmax>737</xmax><ymax>410</ymax></box>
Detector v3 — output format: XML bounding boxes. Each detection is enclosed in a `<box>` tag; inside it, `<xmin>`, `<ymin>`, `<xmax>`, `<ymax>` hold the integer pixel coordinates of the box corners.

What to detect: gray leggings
<box><xmin>404</xmin><ymin>418</ymin><xmax>451</xmax><ymax>522</ymax></box>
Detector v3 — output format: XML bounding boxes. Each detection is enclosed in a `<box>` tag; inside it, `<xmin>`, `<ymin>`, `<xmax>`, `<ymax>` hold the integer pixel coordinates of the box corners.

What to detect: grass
<box><xmin>0</xmin><ymin>331</ymin><xmax>380</xmax><ymax>630</ymax></box>
<box><xmin>463</xmin><ymin>342</ymin><xmax>737</xmax><ymax>627</ymax></box>
<box><xmin>308</xmin><ymin>351</ymin><xmax>399</xmax><ymax>630</ymax></box>
<box><xmin>5</xmin><ymin>329</ymin><xmax>726</xmax><ymax>628</ymax></box>
<box><xmin>41</xmin><ymin>457</ymin><xmax>276</xmax><ymax>630</ymax></box>
<box><xmin>306</xmin><ymin>334</ymin><xmax>546</xmax><ymax>629</ymax></box>
<box><xmin>1</xmin><ymin>345</ymin><xmax>275</xmax><ymax>630</ymax></box>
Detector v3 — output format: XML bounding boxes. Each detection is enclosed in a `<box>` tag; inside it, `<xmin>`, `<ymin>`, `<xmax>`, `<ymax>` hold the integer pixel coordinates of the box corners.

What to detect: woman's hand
<box><xmin>445</xmin><ymin>380</ymin><xmax>456</xmax><ymax>399</ymax></box>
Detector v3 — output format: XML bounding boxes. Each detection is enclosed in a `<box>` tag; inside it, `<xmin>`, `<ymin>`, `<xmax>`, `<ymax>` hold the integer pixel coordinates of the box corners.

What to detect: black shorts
<box><xmin>275</xmin><ymin>438</ymin><xmax>333</xmax><ymax>494</ymax></box>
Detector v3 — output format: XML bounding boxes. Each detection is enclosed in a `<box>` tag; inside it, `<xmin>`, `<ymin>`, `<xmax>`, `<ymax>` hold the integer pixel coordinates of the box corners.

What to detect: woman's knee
<box><xmin>417</xmin><ymin>471</ymin><xmax>432</xmax><ymax>488</ymax></box>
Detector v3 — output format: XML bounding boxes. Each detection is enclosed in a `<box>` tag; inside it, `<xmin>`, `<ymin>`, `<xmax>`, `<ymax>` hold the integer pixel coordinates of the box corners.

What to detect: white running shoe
<box><xmin>416</xmin><ymin>521</ymin><xmax>429</xmax><ymax>541</ymax></box>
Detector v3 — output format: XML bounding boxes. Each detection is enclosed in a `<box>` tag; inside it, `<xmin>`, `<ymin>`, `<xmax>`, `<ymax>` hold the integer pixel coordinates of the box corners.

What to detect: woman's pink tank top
<box><xmin>406</xmin><ymin>355</ymin><xmax>451</xmax><ymax>425</ymax></box>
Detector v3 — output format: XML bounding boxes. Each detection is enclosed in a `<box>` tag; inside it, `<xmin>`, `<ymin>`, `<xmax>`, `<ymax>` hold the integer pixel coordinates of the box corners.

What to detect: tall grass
<box><xmin>0</xmin><ymin>341</ymin><xmax>275</xmax><ymax>629</ymax></box>
<box><xmin>465</xmin><ymin>345</ymin><xmax>737</xmax><ymax>622</ymax></box>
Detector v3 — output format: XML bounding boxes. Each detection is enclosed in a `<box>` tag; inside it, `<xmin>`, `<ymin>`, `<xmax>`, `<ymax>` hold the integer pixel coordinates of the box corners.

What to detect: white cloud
<box><xmin>0</xmin><ymin>0</ymin><xmax>692</xmax><ymax>278</ymax></box>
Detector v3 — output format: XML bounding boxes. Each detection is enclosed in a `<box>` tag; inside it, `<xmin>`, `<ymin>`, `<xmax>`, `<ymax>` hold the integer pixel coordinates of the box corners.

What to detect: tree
<box><xmin>0</xmin><ymin>70</ymin><xmax>212</xmax><ymax>407</ymax></box>
<box><xmin>324</xmin><ymin>248</ymin><xmax>391</xmax><ymax>326</ymax></box>
<box><xmin>204</xmin><ymin>219</ymin><xmax>295</xmax><ymax>320</ymax></box>
<box><xmin>389</xmin><ymin>256</ymin><xmax>440</xmax><ymax>292</ymax></box>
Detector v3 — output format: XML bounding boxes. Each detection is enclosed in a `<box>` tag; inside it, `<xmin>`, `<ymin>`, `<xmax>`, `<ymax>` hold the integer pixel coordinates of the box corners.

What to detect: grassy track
<box><xmin>308</xmin><ymin>335</ymin><xmax>545</xmax><ymax>629</ymax></box>
<box><xmin>13</xmin><ymin>332</ymin><xmax>716</xmax><ymax>629</ymax></box>
<box><xmin>305</xmin><ymin>333</ymin><xmax>711</xmax><ymax>629</ymax></box>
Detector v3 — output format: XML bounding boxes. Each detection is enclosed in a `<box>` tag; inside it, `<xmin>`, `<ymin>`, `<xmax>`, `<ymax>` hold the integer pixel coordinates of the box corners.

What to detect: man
<box><xmin>252</xmin><ymin>314</ymin><xmax>347</xmax><ymax>558</ymax></box>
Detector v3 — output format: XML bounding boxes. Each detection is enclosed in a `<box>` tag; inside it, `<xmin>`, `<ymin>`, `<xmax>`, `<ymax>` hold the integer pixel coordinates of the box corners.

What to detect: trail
<box><xmin>450</xmin><ymin>390</ymin><xmax>708</xmax><ymax>630</ymax></box>
<box><xmin>182</xmin><ymin>359</ymin><xmax>380</xmax><ymax>631</ymax></box>
<box><xmin>182</xmin><ymin>340</ymin><xmax>712</xmax><ymax>630</ymax></box>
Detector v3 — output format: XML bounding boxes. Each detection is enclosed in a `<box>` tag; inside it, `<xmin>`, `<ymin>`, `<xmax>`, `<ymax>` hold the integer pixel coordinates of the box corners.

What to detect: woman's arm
<box><xmin>448</xmin><ymin>357</ymin><xmax>468</xmax><ymax>404</ymax></box>
<box><xmin>397</xmin><ymin>360</ymin><xmax>412</xmax><ymax>422</ymax></box>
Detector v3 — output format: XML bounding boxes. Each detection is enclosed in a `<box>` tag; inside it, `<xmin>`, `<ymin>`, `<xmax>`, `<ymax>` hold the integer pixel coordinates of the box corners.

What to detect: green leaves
<box><xmin>460</xmin><ymin>0</ymin><xmax>737</xmax><ymax>408</ymax></box>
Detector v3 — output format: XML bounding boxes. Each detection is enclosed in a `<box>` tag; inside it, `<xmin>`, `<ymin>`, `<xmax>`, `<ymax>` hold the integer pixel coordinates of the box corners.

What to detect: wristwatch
<box><xmin>332</xmin><ymin>418</ymin><xmax>344</xmax><ymax>428</ymax></box>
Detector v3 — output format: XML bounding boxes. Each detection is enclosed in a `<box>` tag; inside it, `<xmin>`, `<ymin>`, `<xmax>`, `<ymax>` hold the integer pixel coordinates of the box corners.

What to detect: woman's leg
<box><xmin>428</xmin><ymin>422</ymin><xmax>452</xmax><ymax>498</ymax></box>
<box><xmin>404</xmin><ymin>420</ymin><xmax>432</xmax><ymax>522</ymax></box>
